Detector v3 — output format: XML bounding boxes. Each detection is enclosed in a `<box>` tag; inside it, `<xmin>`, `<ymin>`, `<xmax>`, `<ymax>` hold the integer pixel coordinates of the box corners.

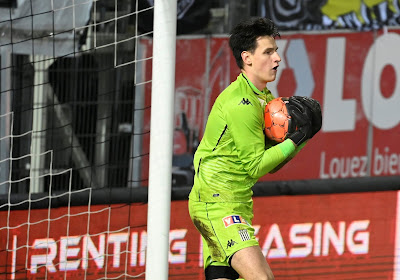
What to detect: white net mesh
<box><xmin>0</xmin><ymin>0</ymin><xmax>154</xmax><ymax>278</ymax></box>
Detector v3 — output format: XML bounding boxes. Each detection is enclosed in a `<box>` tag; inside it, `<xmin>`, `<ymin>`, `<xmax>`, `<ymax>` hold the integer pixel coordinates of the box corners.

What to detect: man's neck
<box><xmin>241</xmin><ymin>70</ymin><xmax>266</xmax><ymax>92</ymax></box>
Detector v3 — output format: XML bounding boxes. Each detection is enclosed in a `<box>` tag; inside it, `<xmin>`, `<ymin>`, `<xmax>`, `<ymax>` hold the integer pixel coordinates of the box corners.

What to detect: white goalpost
<box><xmin>146</xmin><ymin>0</ymin><xmax>177</xmax><ymax>279</ymax></box>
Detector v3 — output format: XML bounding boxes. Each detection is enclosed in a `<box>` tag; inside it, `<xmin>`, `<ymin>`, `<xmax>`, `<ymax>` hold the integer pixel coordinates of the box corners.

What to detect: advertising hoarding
<box><xmin>1</xmin><ymin>190</ymin><xmax>398</xmax><ymax>279</ymax></box>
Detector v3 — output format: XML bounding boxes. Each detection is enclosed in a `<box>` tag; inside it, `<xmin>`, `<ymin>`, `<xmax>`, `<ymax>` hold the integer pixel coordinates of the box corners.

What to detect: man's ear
<box><xmin>241</xmin><ymin>51</ymin><xmax>252</xmax><ymax>66</ymax></box>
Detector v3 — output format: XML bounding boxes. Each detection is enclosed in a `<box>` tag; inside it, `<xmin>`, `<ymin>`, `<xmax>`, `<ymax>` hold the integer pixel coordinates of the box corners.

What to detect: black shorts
<box><xmin>205</xmin><ymin>264</ymin><xmax>239</xmax><ymax>280</ymax></box>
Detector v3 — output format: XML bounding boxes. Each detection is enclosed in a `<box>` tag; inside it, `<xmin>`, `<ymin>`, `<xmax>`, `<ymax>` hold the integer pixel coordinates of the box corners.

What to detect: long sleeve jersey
<box><xmin>189</xmin><ymin>73</ymin><xmax>296</xmax><ymax>203</ymax></box>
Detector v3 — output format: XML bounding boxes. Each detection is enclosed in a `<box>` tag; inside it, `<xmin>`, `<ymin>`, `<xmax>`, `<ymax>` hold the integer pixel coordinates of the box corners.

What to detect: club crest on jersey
<box><xmin>222</xmin><ymin>215</ymin><xmax>248</xmax><ymax>228</ymax></box>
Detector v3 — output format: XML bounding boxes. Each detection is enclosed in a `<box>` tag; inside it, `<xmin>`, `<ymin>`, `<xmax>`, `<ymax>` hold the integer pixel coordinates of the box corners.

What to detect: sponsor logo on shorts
<box><xmin>222</xmin><ymin>215</ymin><xmax>248</xmax><ymax>228</ymax></box>
<box><xmin>226</xmin><ymin>239</ymin><xmax>237</xmax><ymax>249</ymax></box>
<box><xmin>238</xmin><ymin>229</ymin><xmax>250</xmax><ymax>241</ymax></box>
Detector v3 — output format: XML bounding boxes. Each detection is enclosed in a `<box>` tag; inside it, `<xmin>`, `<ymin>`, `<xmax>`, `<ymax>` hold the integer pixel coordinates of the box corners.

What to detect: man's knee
<box><xmin>256</xmin><ymin>273</ymin><xmax>275</xmax><ymax>280</ymax></box>
<box><xmin>230</xmin><ymin>246</ymin><xmax>274</xmax><ymax>280</ymax></box>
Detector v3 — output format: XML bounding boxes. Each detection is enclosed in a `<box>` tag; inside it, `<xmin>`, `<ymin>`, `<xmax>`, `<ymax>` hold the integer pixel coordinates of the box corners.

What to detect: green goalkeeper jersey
<box><xmin>189</xmin><ymin>73</ymin><xmax>296</xmax><ymax>203</ymax></box>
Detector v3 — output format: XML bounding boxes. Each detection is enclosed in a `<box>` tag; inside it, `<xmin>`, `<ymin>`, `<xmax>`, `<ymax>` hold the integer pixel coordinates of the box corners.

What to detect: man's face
<box><xmin>244</xmin><ymin>35</ymin><xmax>281</xmax><ymax>87</ymax></box>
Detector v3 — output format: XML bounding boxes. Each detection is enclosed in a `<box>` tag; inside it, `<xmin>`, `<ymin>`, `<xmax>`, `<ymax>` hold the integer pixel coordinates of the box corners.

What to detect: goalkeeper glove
<box><xmin>285</xmin><ymin>98</ymin><xmax>313</xmax><ymax>146</ymax></box>
<box><xmin>290</xmin><ymin>96</ymin><xmax>322</xmax><ymax>138</ymax></box>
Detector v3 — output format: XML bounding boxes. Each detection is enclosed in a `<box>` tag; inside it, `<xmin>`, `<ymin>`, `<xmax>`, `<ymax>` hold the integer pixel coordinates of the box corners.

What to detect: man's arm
<box><xmin>269</xmin><ymin>141</ymin><xmax>307</xmax><ymax>173</ymax></box>
<box><xmin>226</xmin><ymin>98</ymin><xmax>296</xmax><ymax>178</ymax></box>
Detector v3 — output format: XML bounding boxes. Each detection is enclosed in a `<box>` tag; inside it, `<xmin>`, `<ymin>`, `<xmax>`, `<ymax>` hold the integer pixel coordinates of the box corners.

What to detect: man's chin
<box><xmin>266</xmin><ymin>76</ymin><xmax>276</xmax><ymax>83</ymax></box>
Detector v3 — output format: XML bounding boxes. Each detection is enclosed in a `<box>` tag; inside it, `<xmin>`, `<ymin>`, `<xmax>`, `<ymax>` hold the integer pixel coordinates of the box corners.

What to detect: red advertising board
<box><xmin>141</xmin><ymin>30</ymin><xmax>400</xmax><ymax>185</ymax></box>
<box><xmin>253</xmin><ymin>191</ymin><xmax>397</xmax><ymax>279</ymax></box>
<box><xmin>0</xmin><ymin>190</ymin><xmax>397</xmax><ymax>279</ymax></box>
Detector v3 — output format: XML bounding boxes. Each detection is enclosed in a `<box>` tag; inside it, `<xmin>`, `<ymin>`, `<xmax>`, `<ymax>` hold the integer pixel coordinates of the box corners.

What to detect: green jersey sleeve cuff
<box><xmin>278</xmin><ymin>139</ymin><xmax>296</xmax><ymax>157</ymax></box>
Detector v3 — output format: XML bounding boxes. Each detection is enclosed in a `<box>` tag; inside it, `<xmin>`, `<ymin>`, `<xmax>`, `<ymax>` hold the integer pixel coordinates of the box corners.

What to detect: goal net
<box><xmin>0</xmin><ymin>0</ymin><xmax>176</xmax><ymax>279</ymax></box>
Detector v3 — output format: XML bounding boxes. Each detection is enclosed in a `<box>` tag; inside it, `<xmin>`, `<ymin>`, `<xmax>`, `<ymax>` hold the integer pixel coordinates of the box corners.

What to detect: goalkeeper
<box><xmin>188</xmin><ymin>17</ymin><xmax>322</xmax><ymax>280</ymax></box>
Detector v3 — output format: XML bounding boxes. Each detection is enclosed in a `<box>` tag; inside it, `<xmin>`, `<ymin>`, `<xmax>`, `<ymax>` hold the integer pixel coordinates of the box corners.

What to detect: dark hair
<box><xmin>229</xmin><ymin>17</ymin><xmax>280</xmax><ymax>69</ymax></box>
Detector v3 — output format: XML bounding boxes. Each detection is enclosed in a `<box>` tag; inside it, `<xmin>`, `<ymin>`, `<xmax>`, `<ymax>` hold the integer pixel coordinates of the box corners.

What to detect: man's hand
<box><xmin>285</xmin><ymin>98</ymin><xmax>312</xmax><ymax>146</ymax></box>
<box><xmin>290</xmin><ymin>96</ymin><xmax>322</xmax><ymax>138</ymax></box>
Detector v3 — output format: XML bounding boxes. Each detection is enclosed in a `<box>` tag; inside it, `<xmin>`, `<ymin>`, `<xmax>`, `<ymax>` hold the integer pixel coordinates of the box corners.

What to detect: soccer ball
<box><xmin>264</xmin><ymin>97</ymin><xmax>293</xmax><ymax>142</ymax></box>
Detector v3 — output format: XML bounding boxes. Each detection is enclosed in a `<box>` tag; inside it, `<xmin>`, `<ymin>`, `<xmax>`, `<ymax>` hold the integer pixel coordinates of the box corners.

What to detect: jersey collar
<box><xmin>240</xmin><ymin>73</ymin><xmax>271</xmax><ymax>101</ymax></box>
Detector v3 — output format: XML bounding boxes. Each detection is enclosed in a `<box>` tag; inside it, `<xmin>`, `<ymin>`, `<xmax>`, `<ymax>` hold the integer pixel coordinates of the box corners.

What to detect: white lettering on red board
<box><xmin>260</xmin><ymin>220</ymin><xmax>370</xmax><ymax>258</ymax></box>
<box><xmin>15</xmin><ymin>220</ymin><xmax>369</xmax><ymax>275</ymax></box>
<box><xmin>24</xmin><ymin>229</ymin><xmax>187</xmax><ymax>274</ymax></box>
<box><xmin>273</xmin><ymin>33</ymin><xmax>400</xmax><ymax>179</ymax></box>
<box><xmin>320</xmin><ymin>147</ymin><xmax>400</xmax><ymax>178</ymax></box>
<box><xmin>274</xmin><ymin>33</ymin><xmax>400</xmax><ymax>132</ymax></box>
<box><xmin>323</xmin><ymin>33</ymin><xmax>400</xmax><ymax>132</ymax></box>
